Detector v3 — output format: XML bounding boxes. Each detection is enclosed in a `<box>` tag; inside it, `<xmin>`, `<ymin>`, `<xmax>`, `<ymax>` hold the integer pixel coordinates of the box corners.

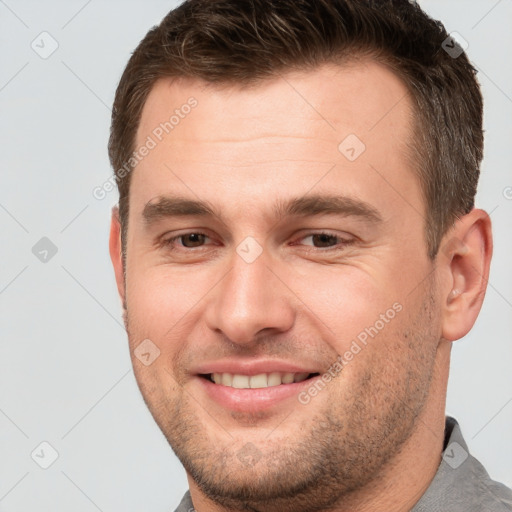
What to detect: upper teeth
<box><xmin>211</xmin><ymin>372</ymin><xmax>310</xmax><ymax>388</ymax></box>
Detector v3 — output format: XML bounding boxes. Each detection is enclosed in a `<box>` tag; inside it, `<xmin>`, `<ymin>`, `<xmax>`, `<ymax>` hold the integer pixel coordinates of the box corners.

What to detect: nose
<box><xmin>204</xmin><ymin>244</ymin><xmax>295</xmax><ymax>346</ymax></box>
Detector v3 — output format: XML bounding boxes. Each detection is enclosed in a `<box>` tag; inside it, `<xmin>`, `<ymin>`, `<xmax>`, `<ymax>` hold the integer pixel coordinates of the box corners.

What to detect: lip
<box><xmin>194</xmin><ymin>373</ymin><xmax>321</xmax><ymax>413</ymax></box>
<box><xmin>192</xmin><ymin>358</ymin><xmax>320</xmax><ymax>376</ymax></box>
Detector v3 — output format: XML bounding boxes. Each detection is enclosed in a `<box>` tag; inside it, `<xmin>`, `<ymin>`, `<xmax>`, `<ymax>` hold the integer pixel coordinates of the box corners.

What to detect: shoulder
<box><xmin>172</xmin><ymin>490</ymin><xmax>195</xmax><ymax>512</ymax></box>
<box><xmin>413</xmin><ymin>417</ymin><xmax>512</xmax><ymax>512</ymax></box>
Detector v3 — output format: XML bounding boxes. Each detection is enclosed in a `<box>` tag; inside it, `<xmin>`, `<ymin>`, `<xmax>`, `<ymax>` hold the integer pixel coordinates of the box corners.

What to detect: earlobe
<box><xmin>109</xmin><ymin>205</ymin><xmax>126</xmax><ymax>304</ymax></box>
<box><xmin>440</xmin><ymin>209</ymin><xmax>493</xmax><ymax>342</ymax></box>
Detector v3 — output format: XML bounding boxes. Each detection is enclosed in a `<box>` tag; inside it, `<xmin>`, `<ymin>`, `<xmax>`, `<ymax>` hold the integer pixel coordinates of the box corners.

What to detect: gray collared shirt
<box><xmin>173</xmin><ymin>417</ymin><xmax>512</xmax><ymax>511</ymax></box>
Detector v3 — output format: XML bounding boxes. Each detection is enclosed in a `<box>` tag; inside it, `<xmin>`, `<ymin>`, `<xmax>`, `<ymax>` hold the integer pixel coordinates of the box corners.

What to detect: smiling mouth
<box><xmin>199</xmin><ymin>372</ymin><xmax>321</xmax><ymax>389</ymax></box>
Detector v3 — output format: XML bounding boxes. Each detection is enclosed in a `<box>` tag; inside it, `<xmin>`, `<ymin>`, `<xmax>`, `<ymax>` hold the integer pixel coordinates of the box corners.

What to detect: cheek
<box><xmin>124</xmin><ymin>264</ymin><xmax>212</xmax><ymax>345</ymax></box>
<box><xmin>293</xmin><ymin>262</ymin><xmax>404</xmax><ymax>348</ymax></box>
<box><xmin>124</xmin><ymin>241</ymin><xmax>425</xmax><ymax>354</ymax></box>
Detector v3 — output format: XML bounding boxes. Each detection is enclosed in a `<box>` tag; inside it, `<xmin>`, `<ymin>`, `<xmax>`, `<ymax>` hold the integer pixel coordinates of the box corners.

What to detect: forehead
<box><xmin>131</xmin><ymin>60</ymin><xmax>421</xmax><ymax>224</ymax></box>
<box><xmin>137</xmin><ymin>60</ymin><xmax>412</xmax><ymax>147</ymax></box>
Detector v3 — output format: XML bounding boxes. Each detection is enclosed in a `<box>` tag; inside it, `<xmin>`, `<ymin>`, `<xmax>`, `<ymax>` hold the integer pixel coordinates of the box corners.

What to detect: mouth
<box><xmin>191</xmin><ymin>358</ymin><xmax>326</xmax><ymax>413</ymax></box>
<box><xmin>199</xmin><ymin>372</ymin><xmax>321</xmax><ymax>388</ymax></box>
<box><xmin>195</xmin><ymin>371</ymin><xmax>323</xmax><ymax>413</ymax></box>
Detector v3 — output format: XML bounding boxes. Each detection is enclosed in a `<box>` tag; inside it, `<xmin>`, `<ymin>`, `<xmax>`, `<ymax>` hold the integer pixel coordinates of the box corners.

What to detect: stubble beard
<box><xmin>126</xmin><ymin>285</ymin><xmax>440</xmax><ymax>512</ymax></box>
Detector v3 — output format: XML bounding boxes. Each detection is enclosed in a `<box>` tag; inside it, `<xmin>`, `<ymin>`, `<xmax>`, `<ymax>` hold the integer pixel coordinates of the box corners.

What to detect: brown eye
<box><xmin>162</xmin><ymin>232</ymin><xmax>211</xmax><ymax>250</ymax></box>
<box><xmin>299</xmin><ymin>231</ymin><xmax>353</xmax><ymax>250</ymax></box>
<box><xmin>179</xmin><ymin>233</ymin><xmax>207</xmax><ymax>247</ymax></box>
<box><xmin>310</xmin><ymin>233</ymin><xmax>339</xmax><ymax>248</ymax></box>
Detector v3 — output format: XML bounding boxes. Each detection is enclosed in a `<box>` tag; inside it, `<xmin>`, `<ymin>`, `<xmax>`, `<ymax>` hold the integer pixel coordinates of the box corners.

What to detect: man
<box><xmin>108</xmin><ymin>1</ymin><xmax>512</xmax><ymax>510</ymax></box>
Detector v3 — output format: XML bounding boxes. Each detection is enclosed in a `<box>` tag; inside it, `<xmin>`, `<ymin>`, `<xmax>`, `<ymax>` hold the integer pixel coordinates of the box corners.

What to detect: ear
<box><xmin>109</xmin><ymin>205</ymin><xmax>126</xmax><ymax>305</ymax></box>
<box><xmin>438</xmin><ymin>208</ymin><xmax>493</xmax><ymax>342</ymax></box>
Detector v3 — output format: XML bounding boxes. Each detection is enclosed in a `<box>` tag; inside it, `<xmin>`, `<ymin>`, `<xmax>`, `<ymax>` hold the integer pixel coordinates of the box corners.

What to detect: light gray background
<box><xmin>1</xmin><ymin>1</ymin><xmax>511</xmax><ymax>510</ymax></box>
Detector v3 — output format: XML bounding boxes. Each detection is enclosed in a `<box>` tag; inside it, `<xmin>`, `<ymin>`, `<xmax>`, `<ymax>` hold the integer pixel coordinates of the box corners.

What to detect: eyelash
<box><xmin>161</xmin><ymin>231</ymin><xmax>355</xmax><ymax>252</ymax></box>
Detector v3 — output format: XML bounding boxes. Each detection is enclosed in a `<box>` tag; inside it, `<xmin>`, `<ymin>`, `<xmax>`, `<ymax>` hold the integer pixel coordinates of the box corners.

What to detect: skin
<box><xmin>110</xmin><ymin>61</ymin><xmax>492</xmax><ymax>512</ymax></box>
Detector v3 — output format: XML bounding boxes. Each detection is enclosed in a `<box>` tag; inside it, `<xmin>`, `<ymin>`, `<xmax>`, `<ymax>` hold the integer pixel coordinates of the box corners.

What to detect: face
<box><xmin>117</xmin><ymin>62</ymin><xmax>444</xmax><ymax>511</ymax></box>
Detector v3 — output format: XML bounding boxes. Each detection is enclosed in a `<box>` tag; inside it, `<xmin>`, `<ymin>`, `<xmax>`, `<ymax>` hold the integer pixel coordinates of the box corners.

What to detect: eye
<box><xmin>163</xmin><ymin>232</ymin><xmax>211</xmax><ymax>249</ymax></box>
<box><xmin>296</xmin><ymin>231</ymin><xmax>355</xmax><ymax>251</ymax></box>
<box><xmin>159</xmin><ymin>230</ymin><xmax>355</xmax><ymax>253</ymax></box>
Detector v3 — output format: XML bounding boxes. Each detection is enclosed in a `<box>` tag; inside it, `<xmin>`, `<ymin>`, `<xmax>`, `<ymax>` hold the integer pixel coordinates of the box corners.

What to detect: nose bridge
<box><xmin>205</xmin><ymin>241</ymin><xmax>295</xmax><ymax>345</ymax></box>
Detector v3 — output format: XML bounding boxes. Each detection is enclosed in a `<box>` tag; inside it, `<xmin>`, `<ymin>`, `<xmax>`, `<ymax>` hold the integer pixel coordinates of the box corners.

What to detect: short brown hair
<box><xmin>108</xmin><ymin>0</ymin><xmax>483</xmax><ymax>259</ymax></box>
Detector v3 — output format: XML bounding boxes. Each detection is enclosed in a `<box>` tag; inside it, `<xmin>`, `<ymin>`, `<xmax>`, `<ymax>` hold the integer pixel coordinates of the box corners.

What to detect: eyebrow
<box><xmin>142</xmin><ymin>193</ymin><xmax>383</xmax><ymax>225</ymax></box>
